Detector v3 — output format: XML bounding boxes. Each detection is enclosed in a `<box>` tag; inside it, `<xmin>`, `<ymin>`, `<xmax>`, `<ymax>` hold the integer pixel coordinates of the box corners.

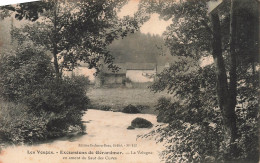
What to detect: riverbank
<box><xmin>87</xmin><ymin>87</ymin><xmax>170</xmax><ymax>114</ymax></box>
<box><xmin>0</xmin><ymin>110</ymin><xmax>164</xmax><ymax>163</ymax></box>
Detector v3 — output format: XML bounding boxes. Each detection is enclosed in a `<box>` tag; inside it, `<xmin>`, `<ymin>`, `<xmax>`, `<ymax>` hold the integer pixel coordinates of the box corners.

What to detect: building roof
<box><xmin>102</xmin><ymin>62</ymin><xmax>157</xmax><ymax>74</ymax></box>
<box><xmin>126</xmin><ymin>62</ymin><xmax>156</xmax><ymax>70</ymax></box>
<box><xmin>79</xmin><ymin>61</ymin><xmax>157</xmax><ymax>74</ymax></box>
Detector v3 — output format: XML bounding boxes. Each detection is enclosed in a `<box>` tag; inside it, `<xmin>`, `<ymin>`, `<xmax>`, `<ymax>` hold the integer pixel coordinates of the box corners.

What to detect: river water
<box><xmin>0</xmin><ymin>110</ymin><xmax>164</xmax><ymax>163</ymax></box>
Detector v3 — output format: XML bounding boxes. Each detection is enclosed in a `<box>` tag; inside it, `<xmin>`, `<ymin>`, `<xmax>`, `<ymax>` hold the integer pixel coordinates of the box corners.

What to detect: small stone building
<box><xmin>101</xmin><ymin>63</ymin><xmax>127</xmax><ymax>85</ymax></box>
<box><xmin>64</xmin><ymin>62</ymin><xmax>169</xmax><ymax>87</ymax></box>
<box><xmin>125</xmin><ymin>62</ymin><xmax>156</xmax><ymax>83</ymax></box>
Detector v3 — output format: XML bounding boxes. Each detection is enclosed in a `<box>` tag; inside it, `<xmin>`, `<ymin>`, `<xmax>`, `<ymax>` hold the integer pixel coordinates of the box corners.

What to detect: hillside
<box><xmin>107</xmin><ymin>31</ymin><xmax>175</xmax><ymax>65</ymax></box>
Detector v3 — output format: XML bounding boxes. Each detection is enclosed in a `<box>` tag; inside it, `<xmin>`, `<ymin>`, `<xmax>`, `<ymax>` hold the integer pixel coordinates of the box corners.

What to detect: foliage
<box><xmin>22</xmin><ymin>76</ymin><xmax>89</xmax><ymax>137</ymax></box>
<box><xmin>151</xmin><ymin>60</ymin><xmax>219</xmax><ymax>124</ymax></box>
<box><xmin>150</xmin><ymin>82</ymin><xmax>259</xmax><ymax>162</ymax></box>
<box><xmin>147</xmin><ymin>122</ymin><xmax>224</xmax><ymax>163</ymax></box>
<box><xmin>0</xmin><ymin>100</ymin><xmax>49</xmax><ymax>144</ymax></box>
<box><xmin>0</xmin><ymin>44</ymin><xmax>89</xmax><ymax>143</ymax></box>
<box><xmin>141</xmin><ymin>0</ymin><xmax>259</xmax><ymax>162</ymax></box>
<box><xmin>2</xmin><ymin>0</ymin><xmax>140</xmax><ymax>75</ymax></box>
<box><xmin>136</xmin><ymin>105</ymin><xmax>150</xmax><ymax>112</ymax></box>
<box><xmin>99</xmin><ymin>105</ymin><xmax>112</xmax><ymax>111</ymax></box>
<box><xmin>122</xmin><ymin>104</ymin><xmax>141</xmax><ymax>114</ymax></box>
<box><xmin>87</xmin><ymin>87</ymin><xmax>169</xmax><ymax>113</ymax></box>
<box><xmin>122</xmin><ymin>77</ymin><xmax>132</xmax><ymax>85</ymax></box>
<box><xmin>149</xmin><ymin>64</ymin><xmax>225</xmax><ymax>162</ymax></box>
<box><xmin>23</xmin><ymin>76</ymin><xmax>89</xmax><ymax>113</ymax></box>
<box><xmin>108</xmin><ymin>31</ymin><xmax>170</xmax><ymax>63</ymax></box>
<box><xmin>235</xmin><ymin>70</ymin><xmax>259</xmax><ymax>161</ymax></box>
<box><xmin>0</xmin><ymin>43</ymin><xmax>53</xmax><ymax>101</ymax></box>
<box><xmin>131</xmin><ymin>117</ymin><xmax>153</xmax><ymax>128</ymax></box>
<box><xmin>154</xmin><ymin>97</ymin><xmax>174</xmax><ymax>123</ymax></box>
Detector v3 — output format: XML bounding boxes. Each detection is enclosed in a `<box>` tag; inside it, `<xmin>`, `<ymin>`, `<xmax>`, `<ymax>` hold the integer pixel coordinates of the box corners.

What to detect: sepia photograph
<box><xmin>0</xmin><ymin>0</ymin><xmax>259</xmax><ymax>162</ymax></box>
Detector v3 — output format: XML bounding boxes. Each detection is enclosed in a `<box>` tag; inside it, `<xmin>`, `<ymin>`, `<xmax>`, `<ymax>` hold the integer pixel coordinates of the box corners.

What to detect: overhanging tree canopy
<box><xmin>140</xmin><ymin>0</ymin><xmax>258</xmax><ymax>161</ymax></box>
<box><xmin>1</xmin><ymin>0</ymin><xmax>140</xmax><ymax>77</ymax></box>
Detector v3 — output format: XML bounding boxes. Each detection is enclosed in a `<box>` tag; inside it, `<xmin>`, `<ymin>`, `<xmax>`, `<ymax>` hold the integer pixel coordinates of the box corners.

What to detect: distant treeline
<box><xmin>108</xmin><ymin>31</ymin><xmax>173</xmax><ymax>64</ymax></box>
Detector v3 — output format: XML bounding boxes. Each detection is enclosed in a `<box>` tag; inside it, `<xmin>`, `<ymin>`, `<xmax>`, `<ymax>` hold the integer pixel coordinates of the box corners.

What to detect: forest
<box><xmin>0</xmin><ymin>0</ymin><xmax>259</xmax><ymax>163</ymax></box>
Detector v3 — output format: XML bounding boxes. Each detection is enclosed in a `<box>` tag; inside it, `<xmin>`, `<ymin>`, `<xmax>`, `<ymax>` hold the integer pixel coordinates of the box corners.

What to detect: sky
<box><xmin>1</xmin><ymin>0</ymin><xmax>172</xmax><ymax>36</ymax></box>
<box><xmin>0</xmin><ymin>0</ymin><xmax>38</xmax><ymax>6</ymax></box>
<box><xmin>116</xmin><ymin>0</ymin><xmax>223</xmax><ymax>36</ymax></box>
<box><xmin>118</xmin><ymin>0</ymin><xmax>172</xmax><ymax>36</ymax></box>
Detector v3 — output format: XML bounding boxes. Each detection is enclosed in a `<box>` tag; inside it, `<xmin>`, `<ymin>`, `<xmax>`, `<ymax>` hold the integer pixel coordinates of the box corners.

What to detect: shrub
<box><xmin>0</xmin><ymin>45</ymin><xmax>89</xmax><ymax>143</ymax></box>
<box><xmin>0</xmin><ymin>45</ymin><xmax>53</xmax><ymax>102</ymax></box>
<box><xmin>235</xmin><ymin>99</ymin><xmax>259</xmax><ymax>161</ymax></box>
<box><xmin>122</xmin><ymin>77</ymin><xmax>132</xmax><ymax>85</ymax></box>
<box><xmin>136</xmin><ymin>105</ymin><xmax>150</xmax><ymax>111</ymax></box>
<box><xmin>20</xmin><ymin>76</ymin><xmax>89</xmax><ymax>138</ymax></box>
<box><xmin>0</xmin><ymin>101</ymin><xmax>49</xmax><ymax>144</ymax></box>
<box><xmin>122</xmin><ymin>104</ymin><xmax>140</xmax><ymax>114</ymax></box>
<box><xmin>147</xmin><ymin>92</ymin><xmax>227</xmax><ymax>162</ymax></box>
<box><xmin>99</xmin><ymin>105</ymin><xmax>112</xmax><ymax>111</ymax></box>
<box><xmin>131</xmin><ymin>117</ymin><xmax>153</xmax><ymax>128</ymax></box>
<box><xmin>155</xmin><ymin>97</ymin><xmax>175</xmax><ymax>123</ymax></box>
<box><xmin>23</xmin><ymin>76</ymin><xmax>89</xmax><ymax>112</ymax></box>
<box><xmin>155</xmin><ymin>121</ymin><xmax>225</xmax><ymax>163</ymax></box>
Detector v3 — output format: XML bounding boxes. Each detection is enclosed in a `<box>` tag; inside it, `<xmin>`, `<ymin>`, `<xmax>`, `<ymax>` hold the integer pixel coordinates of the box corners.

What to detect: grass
<box><xmin>87</xmin><ymin>86</ymin><xmax>170</xmax><ymax>115</ymax></box>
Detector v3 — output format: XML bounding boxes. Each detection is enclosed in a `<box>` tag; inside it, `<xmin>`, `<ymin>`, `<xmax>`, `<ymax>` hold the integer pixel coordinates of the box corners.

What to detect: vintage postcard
<box><xmin>0</xmin><ymin>0</ymin><xmax>259</xmax><ymax>163</ymax></box>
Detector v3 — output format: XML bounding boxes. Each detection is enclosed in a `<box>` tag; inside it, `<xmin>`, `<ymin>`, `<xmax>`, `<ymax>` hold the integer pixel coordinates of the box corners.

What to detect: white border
<box><xmin>0</xmin><ymin>0</ymin><xmax>39</xmax><ymax>6</ymax></box>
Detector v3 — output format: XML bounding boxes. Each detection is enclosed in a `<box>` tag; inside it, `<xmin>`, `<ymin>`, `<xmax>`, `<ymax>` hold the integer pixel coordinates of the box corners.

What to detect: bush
<box><xmin>0</xmin><ymin>101</ymin><xmax>48</xmax><ymax>144</ymax></box>
<box><xmin>136</xmin><ymin>105</ymin><xmax>150</xmax><ymax>111</ymax></box>
<box><xmin>23</xmin><ymin>77</ymin><xmax>89</xmax><ymax>112</ymax></box>
<box><xmin>155</xmin><ymin>97</ymin><xmax>175</xmax><ymax>123</ymax></box>
<box><xmin>152</xmin><ymin>96</ymin><xmax>259</xmax><ymax>162</ymax></box>
<box><xmin>99</xmin><ymin>105</ymin><xmax>112</xmax><ymax>111</ymax></box>
<box><xmin>122</xmin><ymin>104</ymin><xmax>140</xmax><ymax>114</ymax></box>
<box><xmin>131</xmin><ymin>117</ymin><xmax>153</xmax><ymax>128</ymax></box>
<box><xmin>122</xmin><ymin>77</ymin><xmax>132</xmax><ymax>85</ymax></box>
<box><xmin>154</xmin><ymin>121</ymin><xmax>225</xmax><ymax>163</ymax></box>
<box><xmin>0</xmin><ymin>45</ymin><xmax>89</xmax><ymax>143</ymax></box>
<box><xmin>17</xmin><ymin>76</ymin><xmax>89</xmax><ymax>138</ymax></box>
<box><xmin>0</xmin><ymin>45</ymin><xmax>53</xmax><ymax>102</ymax></box>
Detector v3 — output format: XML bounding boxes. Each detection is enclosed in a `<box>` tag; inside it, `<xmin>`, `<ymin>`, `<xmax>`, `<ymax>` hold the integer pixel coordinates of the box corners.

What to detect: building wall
<box><xmin>126</xmin><ymin>70</ymin><xmax>156</xmax><ymax>83</ymax></box>
<box><xmin>63</xmin><ymin>67</ymin><xmax>96</xmax><ymax>83</ymax></box>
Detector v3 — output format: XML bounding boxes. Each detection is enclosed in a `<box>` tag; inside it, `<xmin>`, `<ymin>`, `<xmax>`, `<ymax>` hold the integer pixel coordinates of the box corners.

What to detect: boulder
<box><xmin>131</xmin><ymin>117</ymin><xmax>153</xmax><ymax>128</ymax></box>
<box><xmin>122</xmin><ymin>104</ymin><xmax>140</xmax><ymax>114</ymax></box>
<box><xmin>99</xmin><ymin>105</ymin><xmax>111</xmax><ymax>111</ymax></box>
<box><xmin>127</xmin><ymin>126</ymin><xmax>135</xmax><ymax>130</ymax></box>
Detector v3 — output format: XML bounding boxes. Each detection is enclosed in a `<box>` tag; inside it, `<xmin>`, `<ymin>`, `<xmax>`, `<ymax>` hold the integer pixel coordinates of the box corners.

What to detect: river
<box><xmin>0</xmin><ymin>109</ymin><xmax>164</xmax><ymax>163</ymax></box>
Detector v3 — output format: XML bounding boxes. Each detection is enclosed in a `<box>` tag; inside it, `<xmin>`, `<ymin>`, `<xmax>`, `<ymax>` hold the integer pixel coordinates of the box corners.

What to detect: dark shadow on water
<box><xmin>0</xmin><ymin>132</ymin><xmax>87</xmax><ymax>150</ymax></box>
<box><xmin>82</xmin><ymin>120</ymin><xmax>92</xmax><ymax>123</ymax></box>
<box><xmin>31</xmin><ymin>119</ymin><xmax>95</xmax><ymax>145</ymax></box>
<box><xmin>1</xmin><ymin>119</ymin><xmax>95</xmax><ymax>149</ymax></box>
<box><xmin>87</xmin><ymin>135</ymin><xmax>95</xmax><ymax>138</ymax></box>
<box><xmin>32</xmin><ymin>132</ymin><xmax>87</xmax><ymax>146</ymax></box>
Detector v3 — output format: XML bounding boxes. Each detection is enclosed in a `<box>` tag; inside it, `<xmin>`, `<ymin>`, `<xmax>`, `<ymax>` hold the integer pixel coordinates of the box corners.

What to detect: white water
<box><xmin>0</xmin><ymin>110</ymin><xmax>164</xmax><ymax>163</ymax></box>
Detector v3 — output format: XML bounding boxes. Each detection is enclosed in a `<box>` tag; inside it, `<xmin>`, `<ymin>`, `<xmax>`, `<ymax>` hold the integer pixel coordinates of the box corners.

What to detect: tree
<box><xmin>108</xmin><ymin>31</ymin><xmax>169</xmax><ymax>63</ymax></box>
<box><xmin>1</xmin><ymin>0</ymin><xmax>139</xmax><ymax>78</ymax></box>
<box><xmin>0</xmin><ymin>42</ymin><xmax>90</xmax><ymax>141</ymax></box>
<box><xmin>141</xmin><ymin>0</ymin><xmax>258</xmax><ymax>161</ymax></box>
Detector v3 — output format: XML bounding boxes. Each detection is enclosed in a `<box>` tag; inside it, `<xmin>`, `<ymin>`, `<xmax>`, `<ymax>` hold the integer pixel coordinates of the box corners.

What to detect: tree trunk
<box><xmin>228</xmin><ymin>0</ymin><xmax>239</xmax><ymax>157</ymax></box>
<box><xmin>210</xmin><ymin>11</ymin><xmax>238</xmax><ymax>159</ymax></box>
<box><xmin>53</xmin><ymin>44</ymin><xmax>60</xmax><ymax>78</ymax></box>
<box><xmin>210</xmin><ymin>12</ymin><xmax>229</xmax><ymax>115</ymax></box>
<box><xmin>52</xmin><ymin>0</ymin><xmax>61</xmax><ymax>79</ymax></box>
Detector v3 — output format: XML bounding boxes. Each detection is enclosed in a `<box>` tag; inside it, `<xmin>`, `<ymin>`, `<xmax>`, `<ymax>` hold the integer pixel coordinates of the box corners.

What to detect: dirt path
<box><xmin>0</xmin><ymin>110</ymin><xmax>164</xmax><ymax>163</ymax></box>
